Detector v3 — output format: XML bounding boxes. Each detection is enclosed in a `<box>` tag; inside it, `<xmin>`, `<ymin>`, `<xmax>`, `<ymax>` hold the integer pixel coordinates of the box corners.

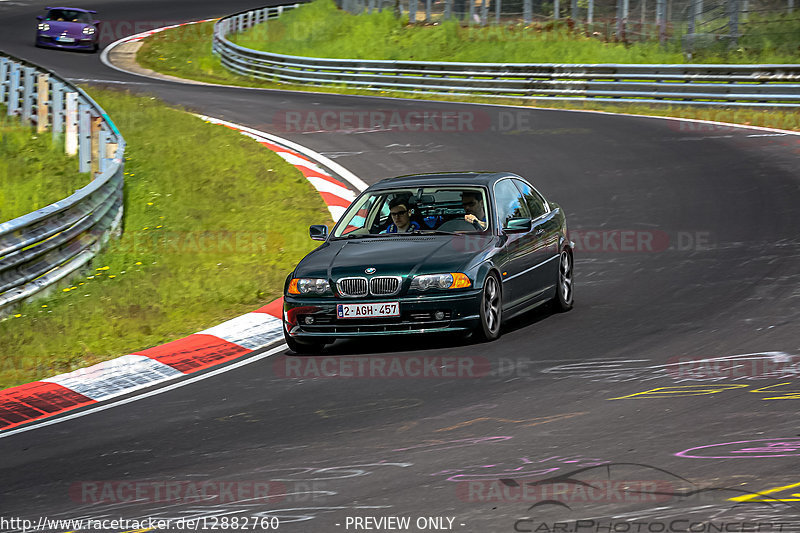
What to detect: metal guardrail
<box><xmin>0</xmin><ymin>52</ymin><xmax>125</xmax><ymax>316</ymax></box>
<box><xmin>212</xmin><ymin>4</ymin><xmax>800</xmax><ymax>107</ymax></box>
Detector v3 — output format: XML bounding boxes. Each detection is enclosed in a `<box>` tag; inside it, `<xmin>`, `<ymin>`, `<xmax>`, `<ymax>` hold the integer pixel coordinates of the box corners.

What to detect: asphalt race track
<box><xmin>2</xmin><ymin>1</ymin><xmax>800</xmax><ymax>531</ymax></box>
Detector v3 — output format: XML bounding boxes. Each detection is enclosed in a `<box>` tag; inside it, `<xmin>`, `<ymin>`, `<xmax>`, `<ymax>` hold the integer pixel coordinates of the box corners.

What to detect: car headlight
<box><xmin>38</xmin><ymin>23</ymin><xmax>50</xmax><ymax>31</ymax></box>
<box><xmin>287</xmin><ymin>278</ymin><xmax>330</xmax><ymax>296</ymax></box>
<box><xmin>410</xmin><ymin>273</ymin><xmax>471</xmax><ymax>291</ymax></box>
<box><xmin>83</xmin><ymin>27</ymin><xmax>95</xmax><ymax>34</ymax></box>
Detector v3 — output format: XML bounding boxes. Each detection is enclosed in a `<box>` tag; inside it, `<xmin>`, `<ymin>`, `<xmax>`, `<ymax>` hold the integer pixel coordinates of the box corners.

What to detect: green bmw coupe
<box><xmin>283</xmin><ymin>172</ymin><xmax>573</xmax><ymax>354</ymax></box>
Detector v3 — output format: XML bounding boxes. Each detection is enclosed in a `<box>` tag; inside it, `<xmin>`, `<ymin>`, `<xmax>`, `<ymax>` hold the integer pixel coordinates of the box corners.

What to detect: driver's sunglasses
<box><xmin>390</xmin><ymin>210</ymin><xmax>409</xmax><ymax>217</ymax></box>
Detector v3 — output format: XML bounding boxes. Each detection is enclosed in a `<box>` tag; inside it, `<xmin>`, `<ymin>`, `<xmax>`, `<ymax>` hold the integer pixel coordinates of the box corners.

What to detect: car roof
<box><xmin>369</xmin><ymin>172</ymin><xmax>520</xmax><ymax>191</ymax></box>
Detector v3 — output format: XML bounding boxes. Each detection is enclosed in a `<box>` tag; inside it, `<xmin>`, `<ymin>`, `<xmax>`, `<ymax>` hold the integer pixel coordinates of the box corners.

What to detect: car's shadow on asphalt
<box><xmin>283</xmin><ymin>302</ymin><xmax>561</xmax><ymax>357</ymax></box>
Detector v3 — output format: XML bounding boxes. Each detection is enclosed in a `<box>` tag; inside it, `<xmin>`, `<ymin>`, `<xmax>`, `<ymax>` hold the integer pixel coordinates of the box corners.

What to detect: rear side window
<box><xmin>513</xmin><ymin>179</ymin><xmax>548</xmax><ymax>219</ymax></box>
<box><xmin>493</xmin><ymin>179</ymin><xmax>530</xmax><ymax>228</ymax></box>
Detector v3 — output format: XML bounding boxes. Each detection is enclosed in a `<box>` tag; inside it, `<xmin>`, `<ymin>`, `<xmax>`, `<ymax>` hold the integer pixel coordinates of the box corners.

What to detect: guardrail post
<box><xmin>22</xmin><ymin>67</ymin><xmax>35</xmax><ymax>122</ymax></box>
<box><xmin>90</xmin><ymin>115</ymin><xmax>102</xmax><ymax>175</ymax></box>
<box><xmin>426</xmin><ymin>0</ymin><xmax>432</xmax><ymax>21</ymax></box>
<box><xmin>495</xmin><ymin>0</ymin><xmax>500</xmax><ymax>23</ymax></box>
<box><xmin>409</xmin><ymin>0</ymin><xmax>417</xmax><ymax>21</ymax></box>
<box><xmin>588</xmin><ymin>0</ymin><xmax>594</xmax><ymax>22</ymax></box>
<box><xmin>523</xmin><ymin>0</ymin><xmax>532</xmax><ymax>23</ymax></box>
<box><xmin>7</xmin><ymin>62</ymin><xmax>20</xmax><ymax>116</ymax></box>
<box><xmin>468</xmin><ymin>0</ymin><xmax>475</xmax><ymax>23</ymax></box>
<box><xmin>571</xmin><ymin>0</ymin><xmax>578</xmax><ymax>21</ymax></box>
<box><xmin>481</xmin><ymin>0</ymin><xmax>488</xmax><ymax>25</ymax></box>
<box><xmin>65</xmin><ymin>92</ymin><xmax>78</xmax><ymax>155</ymax></box>
<box><xmin>0</xmin><ymin>57</ymin><xmax>8</xmax><ymax>103</ymax></box>
<box><xmin>36</xmin><ymin>73</ymin><xmax>49</xmax><ymax>133</ymax></box>
<box><xmin>51</xmin><ymin>80</ymin><xmax>64</xmax><ymax>137</ymax></box>
<box><xmin>78</xmin><ymin>103</ymin><xmax>92</xmax><ymax>173</ymax></box>
<box><xmin>98</xmin><ymin>129</ymin><xmax>109</xmax><ymax>173</ymax></box>
<box><xmin>106</xmin><ymin>141</ymin><xmax>118</xmax><ymax>166</ymax></box>
<box><xmin>444</xmin><ymin>0</ymin><xmax>452</xmax><ymax>19</ymax></box>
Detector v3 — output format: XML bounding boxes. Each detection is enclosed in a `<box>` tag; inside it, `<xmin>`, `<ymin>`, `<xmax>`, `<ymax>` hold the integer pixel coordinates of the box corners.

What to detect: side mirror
<box><xmin>36</xmin><ymin>15</ymin><xmax>44</xmax><ymax>20</ymax></box>
<box><xmin>504</xmin><ymin>218</ymin><xmax>532</xmax><ymax>233</ymax></box>
<box><xmin>309</xmin><ymin>225</ymin><xmax>328</xmax><ymax>241</ymax></box>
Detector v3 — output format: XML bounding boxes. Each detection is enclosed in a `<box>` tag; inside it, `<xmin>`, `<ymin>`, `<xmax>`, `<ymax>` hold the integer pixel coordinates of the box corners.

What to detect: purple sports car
<box><xmin>36</xmin><ymin>7</ymin><xmax>99</xmax><ymax>52</ymax></box>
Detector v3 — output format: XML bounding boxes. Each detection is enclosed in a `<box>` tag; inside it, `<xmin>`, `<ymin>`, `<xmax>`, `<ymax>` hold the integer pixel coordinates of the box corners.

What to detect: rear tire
<box><xmin>283</xmin><ymin>326</ymin><xmax>326</xmax><ymax>355</ymax></box>
<box><xmin>552</xmin><ymin>248</ymin><xmax>574</xmax><ymax>312</ymax></box>
<box><xmin>473</xmin><ymin>273</ymin><xmax>502</xmax><ymax>342</ymax></box>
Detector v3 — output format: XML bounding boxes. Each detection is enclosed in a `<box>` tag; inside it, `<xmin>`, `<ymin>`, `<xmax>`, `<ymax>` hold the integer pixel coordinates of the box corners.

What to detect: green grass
<box><xmin>0</xmin><ymin>88</ymin><xmax>330</xmax><ymax>390</ymax></box>
<box><xmin>136</xmin><ymin>22</ymin><xmax>800</xmax><ymax>133</ymax></box>
<box><xmin>0</xmin><ymin>114</ymin><xmax>89</xmax><ymax>223</ymax></box>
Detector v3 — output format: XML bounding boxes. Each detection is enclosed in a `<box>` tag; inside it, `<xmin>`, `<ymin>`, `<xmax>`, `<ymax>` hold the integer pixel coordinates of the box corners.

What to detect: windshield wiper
<box><xmin>336</xmin><ymin>232</ymin><xmax>382</xmax><ymax>239</ymax></box>
<box><xmin>417</xmin><ymin>230</ymin><xmax>461</xmax><ymax>236</ymax></box>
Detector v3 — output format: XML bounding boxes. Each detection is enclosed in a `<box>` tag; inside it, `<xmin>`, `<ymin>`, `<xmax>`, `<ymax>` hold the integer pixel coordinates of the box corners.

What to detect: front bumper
<box><xmin>284</xmin><ymin>289</ymin><xmax>483</xmax><ymax>338</ymax></box>
<box><xmin>36</xmin><ymin>34</ymin><xmax>96</xmax><ymax>50</ymax></box>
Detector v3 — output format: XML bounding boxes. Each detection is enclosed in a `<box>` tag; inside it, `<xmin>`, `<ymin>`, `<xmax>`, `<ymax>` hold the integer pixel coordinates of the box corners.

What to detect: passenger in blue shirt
<box><xmin>383</xmin><ymin>197</ymin><xmax>420</xmax><ymax>233</ymax></box>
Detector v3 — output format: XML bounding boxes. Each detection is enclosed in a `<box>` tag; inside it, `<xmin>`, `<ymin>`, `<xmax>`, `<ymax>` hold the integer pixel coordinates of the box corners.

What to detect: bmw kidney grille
<box><xmin>369</xmin><ymin>276</ymin><xmax>401</xmax><ymax>296</ymax></box>
<box><xmin>337</xmin><ymin>276</ymin><xmax>401</xmax><ymax>297</ymax></box>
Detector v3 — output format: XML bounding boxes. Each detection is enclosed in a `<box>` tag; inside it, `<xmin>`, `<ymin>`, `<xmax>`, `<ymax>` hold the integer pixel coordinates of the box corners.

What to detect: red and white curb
<box><xmin>122</xmin><ymin>18</ymin><xmax>217</xmax><ymax>42</ymax></box>
<box><xmin>0</xmin><ymin>121</ymin><xmax>363</xmax><ymax>435</ymax></box>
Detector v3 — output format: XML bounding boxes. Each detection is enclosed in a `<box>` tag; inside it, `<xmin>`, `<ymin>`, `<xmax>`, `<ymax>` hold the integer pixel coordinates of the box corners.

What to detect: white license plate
<box><xmin>57</xmin><ymin>36</ymin><xmax>75</xmax><ymax>43</ymax></box>
<box><xmin>337</xmin><ymin>302</ymin><xmax>399</xmax><ymax>319</ymax></box>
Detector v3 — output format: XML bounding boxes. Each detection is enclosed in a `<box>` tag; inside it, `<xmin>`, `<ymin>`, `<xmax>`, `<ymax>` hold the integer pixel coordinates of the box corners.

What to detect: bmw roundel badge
<box><xmin>365</xmin><ymin>267</ymin><xmax>377</xmax><ymax>274</ymax></box>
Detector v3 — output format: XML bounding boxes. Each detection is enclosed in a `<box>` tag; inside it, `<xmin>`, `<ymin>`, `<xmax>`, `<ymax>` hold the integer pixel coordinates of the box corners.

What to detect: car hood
<box><xmin>295</xmin><ymin>235</ymin><xmax>494</xmax><ymax>280</ymax></box>
<box><xmin>41</xmin><ymin>21</ymin><xmax>89</xmax><ymax>35</ymax></box>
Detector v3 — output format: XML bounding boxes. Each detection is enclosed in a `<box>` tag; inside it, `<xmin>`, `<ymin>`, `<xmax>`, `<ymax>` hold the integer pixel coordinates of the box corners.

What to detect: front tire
<box><xmin>473</xmin><ymin>273</ymin><xmax>502</xmax><ymax>342</ymax></box>
<box><xmin>283</xmin><ymin>326</ymin><xmax>326</xmax><ymax>355</ymax></box>
<box><xmin>552</xmin><ymin>248</ymin><xmax>574</xmax><ymax>312</ymax></box>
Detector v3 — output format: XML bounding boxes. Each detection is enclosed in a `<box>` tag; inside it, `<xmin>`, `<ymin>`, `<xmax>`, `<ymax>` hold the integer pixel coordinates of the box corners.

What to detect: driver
<box><xmin>461</xmin><ymin>191</ymin><xmax>487</xmax><ymax>230</ymax></box>
<box><xmin>383</xmin><ymin>197</ymin><xmax>420</xmax><ymax>233</ymax></box>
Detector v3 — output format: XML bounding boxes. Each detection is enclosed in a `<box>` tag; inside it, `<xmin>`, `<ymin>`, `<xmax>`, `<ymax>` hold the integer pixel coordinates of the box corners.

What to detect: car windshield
<box><xmin>45</xmin><ymin>9</ymin><xmax>92</xmax><ymax>22</ymax></box>
<box><xmin>332</xmin><ymin>187</ymin><xmax>491</xmax><ymax>238</ymax></box>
